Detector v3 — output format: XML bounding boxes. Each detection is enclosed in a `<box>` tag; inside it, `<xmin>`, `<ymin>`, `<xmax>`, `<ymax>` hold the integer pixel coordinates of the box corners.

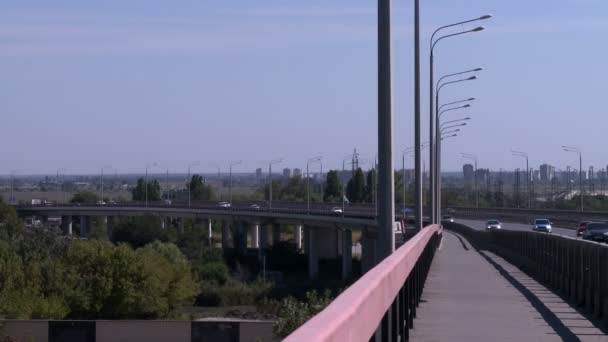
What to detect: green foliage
<box><xmin>346</xmin><ymin>168</ymin><xmax>366</xmax><ymax>203</ymax></box>
<box><xmin>70</xmin><ymin>191</ymin><xmax>99</xmax><ymax>204</ymax></box>
<box><xmin>0</xmin><ymin>200</ymin><xmax>23</xmax><ymax>243</ymax></box>
<box><xmin>323</xmin><ymin>170</ymin><xmax>342</xmax><ymax>202</ymax></box>
<box><xmin>273</xmin><ymin>290</ymin><xmax>333</xmax><ymax>338</ymax></box>
<box><xmin>110</xmin><ymin>216</ymin><xmax>168</xmax><ymax>248</ymax></box>
<box><xmin>190</xmin><ymin>175</ymin><xmax>214</xmax><ymax>201</ymax></box>
<box><xmin>131</xmin><ymin>178</ymin><xmax>161</xmax><ymax>202</ymax></box>
<box><xmin>197</xmin><ymin>278</ymin><xmax>272</xmax><ymax>307</ymax></box>
<box><xmin>196</xmin><ymin>261</ymin><xmax>229</xmax><ymax>286</ymax></box>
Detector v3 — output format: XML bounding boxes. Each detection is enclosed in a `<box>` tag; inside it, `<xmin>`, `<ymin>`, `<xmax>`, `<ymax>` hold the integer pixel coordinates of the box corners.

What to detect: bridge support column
<box><xmin>295</xmin><ymin>224</ymin><xmax>303</xmax><ymax>250</ymax></box>
<box><xmin>61</xmin><ymin>216</ymin><xmax>72</xmax><ymax>235</ymax></box>
<box><xmin>160</xmin><ymin>217</ymin><xmax>166</xmax><ymax>230</ymax></box>
<box><xmin>305</xmin><ymin>227</ymin><xmax>319</xmax><ymax>280</ymax></box>
<box><xmin>342</xmin><ymin>229</ymin><xmax>353</xmax><ymax>280</ymax></box>
<box><xmin>233</xmin><ymin>221</ymin><xmax>247</xmax><ymax>255</ymax></box>
<box><xmin>272</xmin><ymin>224</ymin><xmax>281</xmax><ymax>245</ymax></box>
<box><xmin>207</xmin><ymin>219</ymin><xmax>213</xmax><ymax>246</ymax></box>
<box><xmin>315</xmin><ymin>228</ymin><xmax>338</xmax><ymax>260</ymax></box>
<box><xmin>252</xmin><ymin>224</ymin><xmax>260</xmax><ymax>249</ymax></box>
<box><xmin>221</xmin><ymin>221</ymin><xmax>230</xmax><ymax>249</ymax></box>
<box><xmin>107</xmin><ymin>216</ymin><xmax>115</xmax><ymax>240</ymax></box>
<box><xmin>361</xmin><ymin>231</ymin><xmax>377</xmax><ymax>274</ymax></box>
<box><xmin>80</xmin><ymin>216</ymin><xmax>90</xmax><ymax>238</ymax></box>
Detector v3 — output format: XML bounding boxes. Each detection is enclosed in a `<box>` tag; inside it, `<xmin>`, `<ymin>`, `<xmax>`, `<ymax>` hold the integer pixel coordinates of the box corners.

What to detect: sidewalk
<box><xmin>409</xmin><ymin>231</ymin><xmax>607</xmax><ymax>342</ymax></box>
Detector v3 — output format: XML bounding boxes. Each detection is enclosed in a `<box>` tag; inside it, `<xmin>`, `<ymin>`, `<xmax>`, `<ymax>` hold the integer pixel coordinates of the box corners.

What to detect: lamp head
<box><xmin>463</xmin><ymin>104</ymin><xmax>471</xmax><ymax>108</ymax></box>
<box><xmin>468</xmin><ymin>76</ymin><xmax>478</xmax><ymax>80</ymax></box>
<box><xmin>479</xmin><ymin>14</ymin><xmax>493</xmax><ymax>20</ymax></box>
<box><xmin>472</xmin><ymin>26</ymin><xmax>485</xmax><ymax>32</ymax></box>
<box><xmin>474</xmin><ymin>67</ymin><xmax>484</xmax><ymax>71</ymax></box>
<box><xmin>468</xmin><ymin>97</ymin><xmax>476</xmax><ymax>101</ymax></box>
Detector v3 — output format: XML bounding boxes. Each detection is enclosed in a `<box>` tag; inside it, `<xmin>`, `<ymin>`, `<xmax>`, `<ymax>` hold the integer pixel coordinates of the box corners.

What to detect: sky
<box><xmin>1</xmin><ymin>0</ymin><xmax>607</xmax><ymax>175</ymax></box>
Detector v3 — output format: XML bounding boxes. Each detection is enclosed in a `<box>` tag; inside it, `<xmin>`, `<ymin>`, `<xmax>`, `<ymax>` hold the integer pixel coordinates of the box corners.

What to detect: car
<box><xmin>486</xmin><ymin>220</ymin><xmax>502</xmax><ymax>230</ymax></box>
<box><xmin>582</xmin><ymin>222</ymin><xmax>608</xmax><ymax>242</ymax></box>
<box><xmin>331</xmin><ymin>207</ymin><xmax>343</xmax><ymax>214</ymax></box>
<box><xmin>576</xmin><ymin>221</ymin><xmax>591</xmax><ymax>237</ymax></box>
<box><xmin>96</xmin><ymin>200</ymin><xmax>106</xmax><ymax>206</ymax></box>
<box><xmin>249</xmin><ymin>204</ymin><xmax>261</xmax><ymax>210</ymax></box>
<box><xmin>217</xmin><ymin>201</ymin><xmax>231</xmax><ymax>209</ymax></box>
<box><xmin>532</xmin><ymin>219</ymin><xmax>552</xmax><ymax>233</ymax></box>
<box><xmin>441</xmin><ymin>215</ymin><xmax>454</xmax><ymax>223</ymax></box>
<box><xmin>108</xmin><ymin>200</ymin><xmax>118</xmax><ymax>206</ymax></box>
<box><xmin>163</xmin><ymin>199</ymin><xmax>172</xmax><ymax>205</ymax></box>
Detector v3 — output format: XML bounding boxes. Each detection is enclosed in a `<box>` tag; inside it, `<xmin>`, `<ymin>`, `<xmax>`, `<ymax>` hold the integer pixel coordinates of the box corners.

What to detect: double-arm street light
<box><xmin>229</xmin><ymin>160</ymin><xmax>243</xmax><ymax>206</ymax></box>
<box><xmin>429</xmin><ymin>15</ymin><xmax>491</xmax><ymax>224</ymax></box>
<box><xmin>511</xmin><ymin>150</ymin><xmax>530</xmax><ymax>208</ymax></box>
<box><xmin>187</xmin><ymin>161</ymin><xmax>200</xmax><ymax>208</ymax></box>
<box><xmin>268</xmin><ymin>158</ymin><xmax>283</xmax><ymax>210</ymax></box>
<box><xmin>562</xmin><ymin>146</ymin><xmax>584</xmax><ymax>211</ymax></box>
<box><xmin>461</xmin><ymin>153</ymin><xmax>479</xmax><ymax>208</ymax></box>
<box><xmin>145</xmin><ymin>162</ymin><xmax>158</xmax><ymax>207</ymax></box>
<box><xmin>306</xmin><ymin>156</ymin><xmax>322</xmax><ymax>212</ymax></box>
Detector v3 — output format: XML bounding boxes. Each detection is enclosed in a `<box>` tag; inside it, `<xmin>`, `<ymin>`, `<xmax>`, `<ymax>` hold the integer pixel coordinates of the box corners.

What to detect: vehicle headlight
<box><xmin>487</xmin><ymin>226</ymin><xmax>491</xmax><ymax>229</ymax></box>
<box><xmin>547</xmin><ymin>225</ymin><xmax>552</xmax><ymax>229</ymax></box>
<box><xmin>497</xmin><ymin>225</ymin><xmax>501</xmax><ymax>229</ymax></box>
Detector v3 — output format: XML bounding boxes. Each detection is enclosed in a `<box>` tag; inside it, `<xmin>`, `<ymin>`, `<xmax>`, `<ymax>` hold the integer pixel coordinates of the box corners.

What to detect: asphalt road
<box><xmin>456</xmin><ymin>218</ymin><xmax>577</xmax><ymax>237</ymax></box>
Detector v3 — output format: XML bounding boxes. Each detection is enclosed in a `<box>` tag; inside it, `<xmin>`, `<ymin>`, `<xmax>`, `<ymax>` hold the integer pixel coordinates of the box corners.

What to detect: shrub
<box><xmin>273</xmin><ymin>290</ymin><xmax>333</xmax><ymax>338</ymax></box>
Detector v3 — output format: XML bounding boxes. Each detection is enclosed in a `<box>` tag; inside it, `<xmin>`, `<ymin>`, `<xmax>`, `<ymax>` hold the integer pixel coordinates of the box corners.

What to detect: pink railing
<box><xmin>285</xmin><ymin>224</ymin><xmax>442</xmax><ymax>342</ymax></box>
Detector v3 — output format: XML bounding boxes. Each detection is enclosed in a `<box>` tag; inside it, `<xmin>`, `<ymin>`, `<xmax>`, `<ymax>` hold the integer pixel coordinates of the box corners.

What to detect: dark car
<box><xmin>581</xmin><ymin>222</ymin><xmax>608</xmax><ymax>242</ymax></box>
<box><xmin>576</xmin><ymin>221</ymin><xmax>591</xmax><ymax>237</ymax></box>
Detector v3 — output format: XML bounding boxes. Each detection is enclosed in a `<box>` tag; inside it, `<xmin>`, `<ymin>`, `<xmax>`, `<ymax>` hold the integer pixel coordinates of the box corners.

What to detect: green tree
<box><xmin>110</xmin><ymin>216</ymin><xmax>169</xmax><ymax>248</ymax></box>
<box><xmin>190</xmin><ymin>175</ymin><xmax>214</xmax><ymax>201</ymax></box>
<box><xmin>132</xmin><ymin>178</ymin><xmax>161</xmax><ymax>202</ymax></box>
<box><xmin>70</xmin><ymin>191</ymin><xmax>100</xmax><ymax>204</ymax></box>
<box><xmin>323</xmin><ymin>170</ymin><xmax>342</xmax><ymax>202</ymax></box>
<box><xmin>346</xmin><ymin>168</ymin><xmax>366</xmax><ymax>203</ymax></box>
<box><xmin>280</xmin><ymin>176</ymin><xmax>306</xmax><ymax>202</ymax></box>
<box><xmin>364</xmin><ymin>169</ymin><xmax>377</xmax><ymax>203</ymax></box>
<box><xmin>0</xmin><ymin>198</ymin><xmax>24</xmax><ymax>242</ymax></box>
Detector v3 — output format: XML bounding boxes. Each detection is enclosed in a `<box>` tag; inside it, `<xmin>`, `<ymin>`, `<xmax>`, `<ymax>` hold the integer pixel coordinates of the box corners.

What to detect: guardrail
<box><xmin>284</xmin><ymin>225</ymin><xmax>442</xmax><ymax>342</ymax></box>
<box><xmin>445</xmin><ymin>222</ymin><xmax>608</xmax><ymax>328</ymax></box>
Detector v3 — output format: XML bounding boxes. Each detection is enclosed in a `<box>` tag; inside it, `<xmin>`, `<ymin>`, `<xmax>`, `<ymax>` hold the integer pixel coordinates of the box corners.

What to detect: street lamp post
<box><xmin>461</xmin><ymin>153</ymin><xmax>479</xmax><ymax>208</ymax></box>
<box><xmin>145</xmin><ymin>162</ymin><xmax>158</xmax><ymax>207</ymax></box>
<box><xmin>229</xmin><ymin>160</ymin><xmax>242</xmax><ymax>206</ymax></box>
<box><xmin>268</xmin><ymin>158</ymin><xmax>283</xmax><ymax>210</ymax></box>
<box><xmin>429</xmin><ymin>15</ymin><xmax>490</xmax><ymax>224</ymax></box>
<box><xmin>187</xmin><ymin>162</ymin><xmax>200</xmax><ymax>208</ymax></box>
<box><xmin>511</xmin><ymin>150</ymin><xmax>530</xmax><ymax>208</ymax></box>
<box><xmin>306</xmin><ymin>157</ymin><xmax>322</xmax><ymax>213</ymax></box>
<box><xmin>563</xmin><ymin>146</ymin><xmax>584</xmax><ymax>211</ymax></box>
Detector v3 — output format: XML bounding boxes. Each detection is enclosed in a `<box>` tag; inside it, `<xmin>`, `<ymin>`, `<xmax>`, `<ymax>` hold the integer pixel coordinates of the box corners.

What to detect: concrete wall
<box><xmin>96</xmin><ymin>320</ymin><xmax>190</xmax><ymax>342</ymax></box>
<box><xmin>0</xmin><ymin>320</ymin><xmax>48</xmax><ymax>342</ymax></box>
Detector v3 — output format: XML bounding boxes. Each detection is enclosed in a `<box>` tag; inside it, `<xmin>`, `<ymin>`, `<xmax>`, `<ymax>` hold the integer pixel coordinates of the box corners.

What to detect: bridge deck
<box><xmin>410</xmin><ymin>231</ymin><xmax>606</xmax><ymax>342</ymax></box>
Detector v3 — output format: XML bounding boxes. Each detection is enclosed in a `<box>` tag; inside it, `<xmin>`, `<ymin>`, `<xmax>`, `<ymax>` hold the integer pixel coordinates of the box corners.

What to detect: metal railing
<box><xmin>285</xmin><ymin>225</ymin><xmax>442</xmax><ymax>342</ymax></box>
<box><xmin>445</xmin><ymin>222</ymin><xmax>608</xmax><ymax>327</ymax></box>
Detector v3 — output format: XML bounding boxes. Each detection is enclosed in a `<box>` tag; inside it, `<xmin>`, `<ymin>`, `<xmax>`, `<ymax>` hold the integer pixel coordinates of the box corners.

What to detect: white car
<box><xmin>249</xmin><ymin>204</ymin><xmax>261</xmax><ymax>210</ymax></box>
<box><xmin>532</xmin><ymin>219</ymin><xmax>552</xmax><ymax>233</ymax></box>
<box><xmin>96</xmin><ymin>201</ymin><xmax>106</xmax><ymax>206</ymax></box>
<box><xmin>441</xmin><ymin>215</ymin><xmax>454</xmax><ymax>223</ymax></box>
<box><xmin>486</xmin><ymin>220</ymin><xmax>502</xmax><ymax>230</ymax></box>
<box><xmin>331</xmin><ymin>207</ymin><xmax>343</xmax><ymax>214</ymax></box>
<box><xmin>217</xmin><ymin>201</ymin><xmax>231</xmax><ymax>209</ymax></box>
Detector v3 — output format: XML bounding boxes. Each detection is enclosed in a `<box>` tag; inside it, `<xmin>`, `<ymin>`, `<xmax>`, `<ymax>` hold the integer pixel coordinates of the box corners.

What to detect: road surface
<box><xmin>456</xmin><ymin>218</ymin><xmax>576</xmax><ymax>237</ymax></box>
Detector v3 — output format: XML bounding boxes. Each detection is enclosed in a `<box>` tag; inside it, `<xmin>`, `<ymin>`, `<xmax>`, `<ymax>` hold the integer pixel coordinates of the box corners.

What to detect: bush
<box><xmin>273</xmin><ymin>290</ymin><xmax>333</xmax><ymax>338</ymax></box>
<box><xmin>196</xmin><ymin>279</ymin><xmax>272</xmax><ymax>307</ymax></box>
<box><xmin>196</xmin><ymin>261</ymin><xmax>229</xmax><ymax>285</ymax></box>
<box><xmin>110</xmin><ymin>216</ymin><xmax>168</xmax><ymax>248</ymax></box>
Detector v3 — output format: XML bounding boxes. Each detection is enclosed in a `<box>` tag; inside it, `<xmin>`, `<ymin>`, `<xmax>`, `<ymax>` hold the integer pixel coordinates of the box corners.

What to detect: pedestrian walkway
<box><xmin>409</xmin><ymin>231</ymin><xmax>607</xmax><ymax>342</ymax></box>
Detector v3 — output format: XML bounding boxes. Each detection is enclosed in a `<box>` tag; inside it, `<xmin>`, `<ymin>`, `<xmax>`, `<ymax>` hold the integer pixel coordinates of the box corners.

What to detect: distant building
<box><xmin>293</xmin><ymin>168</ymin><xmax>302</xmax><ymax>177</ymax></box>
<box><xmin>539</xmin><ymin>164</ymin><xmax>555</xmax><ymax>182</ymax></box>
<box><xmin>255</xmin><ymin>168</ymin><xmax>262</xmax><ymax>179</ymax></box>
<box><xmin>463</xmin><ymin>164</ymin><xmax>474</xmax><ymax>183</ymax></box>
<box><xmin>282</xmin><ymin>168</ymin><xmax>291</xmax><ymax>178</ymax></box>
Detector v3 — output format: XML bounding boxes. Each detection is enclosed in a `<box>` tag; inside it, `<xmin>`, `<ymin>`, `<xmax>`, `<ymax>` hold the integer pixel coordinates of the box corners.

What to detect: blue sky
<box><xmin>1</xmin><ymin>0</ymin><xmax>607</xmax><ymax>175</ymax></box>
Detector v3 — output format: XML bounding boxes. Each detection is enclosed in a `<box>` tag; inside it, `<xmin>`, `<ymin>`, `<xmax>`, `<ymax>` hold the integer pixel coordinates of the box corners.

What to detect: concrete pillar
<box><xmin>80</xmin><ymin>216</ymin><xmax>90</xmax><ymax>238</ymax></box>
<box><xmin>295</xmin><ymin>224</ymin><xmax>303</xmax><ymax>250</ymax></box>
<box><xmin>342</xmin><ymin>229</ymin><xmax>353</xmax><ymax>280</ymax></box>
<box><xmin>260</xmin><ymin>225</ymin><xmax>269</xmax><ymax>249</ymax></box>
<box><xmin>272</xmin><ymin>224</ymin><xmax>281</xmax><ymax>245</ymax></box>
<box><xmin>61</xmin><ymin>216</ymin><xmax>72</xmax><ymax>235</ymax></box>
<box><xmin>207</xmin><ymin>219</ymin><xmax>213</xmax><ymax>246</ymax></box>
<box><xmin>160</xmin><ymin>217</ymin><xmax>166</xmax><ymax>230</ymax></box>
<box><xmin>221</xmin><ymin>221</ymin><xmax>230</xmax><ymax>249</ymax></box>
<box><xmin>233</xmin><ymin>221</ymin><xmax>247</xmax><ymax>255</ymax></box>
<box><xmin>179</xmin><ymin>218</ymin><xmax>185</xmax><ymax>234</ymax></box>
<box><xmin>106</xmin><ymin>216</ymin><xmax>115</xmax><ymax>240</ymax></box>
<box><xmin>361</xmin><ymin>232</ymin><xmax>377</xmax><ymax>274</ymax></box>
<box><xmin>315</xmin><ymin>228</ymin><xmax>338</xmax><ymax>259</ymax></box>
<box><xmin>306</xmin><ymin>227</ymin><xmax>319</xmax><ymax>280</ymax></box>
<box><xmin>252</xmin><ymin>224</ymin><xmax>260</xmax><ymax>249</ymax></box>
<box><xmin>336</xmin><ymin>229</ymin><xmax>343</xmax><ymax>256</ymax></box>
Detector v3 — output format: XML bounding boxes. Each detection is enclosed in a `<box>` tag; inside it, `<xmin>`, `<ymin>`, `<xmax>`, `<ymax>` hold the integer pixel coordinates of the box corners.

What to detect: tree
<box><xmin>323</xmin><ymin>171</ymin><xmax>342</xmax><ymax>202</ymax></box>
<box><xmin>0</xmin><ymin>198</ymin><xmax>24</xmax><ymax>242</ymax></box>
<box><xmin>110</xmin><ymin>216</ymin><xmax>169</xmax><ymax>248</ymax></box>
<box><xmin>346</xmin><ymin>168</ymin><xmax>366</xmax><ymax>203</ymax></box>
<box><xmin>190</xmin><ymin>175</ymin><xmax>214</xmax><ymax>201</ymax></box>
<box><xmin>364</xmin><ymin>169</ymin><xmax>377</xmax><ymax>203</ymax></box>
<box><xmin>132</xmin><ymin>178</ymin><xmax>161</xmax><ymax>202</ymax></box>
<box><xmin>70</xmin><ymin>191</ymin><xmax>99</xmax><ymax>204</ymax></box>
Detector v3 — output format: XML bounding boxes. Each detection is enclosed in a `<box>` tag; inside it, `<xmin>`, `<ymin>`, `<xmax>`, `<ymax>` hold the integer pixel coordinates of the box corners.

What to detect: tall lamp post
<box><xmin>229</xmin><ymin>160</ymin><xmax>242</xmax><ymax>206</ymax></box>
<box><xmin>187</xmin><ymin>161</ymin><xmax>200</xmax><ymax>208</ymax></box>
<box><xmin>145</xmin><ymin>162</ymin><xmax>158</xmax><ymax>207</ymax></box>
<box><xmin>306</xmin><ymin>157</ymin><xmax>322</xmax><ymax>213</ymax></box>
<box><xmin>268</xmin><ymin>158</ymin><xmax>283</xmax><ymax>210</ymax></box>
<box><xmin>562</xmin><ymin>146</ymin><xmax>583</xmax><ymax>211</ymax></box>
<box><xmin>511</xmin><ymin>150</ymin><xmax>530</xmax><ymax>208</ymax></box>
<box><xmin>429</xmin><ymin>15</ymin><xmax>490</xmax><ymax>224</ymax></box>
<box><xmin>461</xmin><ymin>153</ymin><xmax>479</xmax><ymax>208</ymax></box>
